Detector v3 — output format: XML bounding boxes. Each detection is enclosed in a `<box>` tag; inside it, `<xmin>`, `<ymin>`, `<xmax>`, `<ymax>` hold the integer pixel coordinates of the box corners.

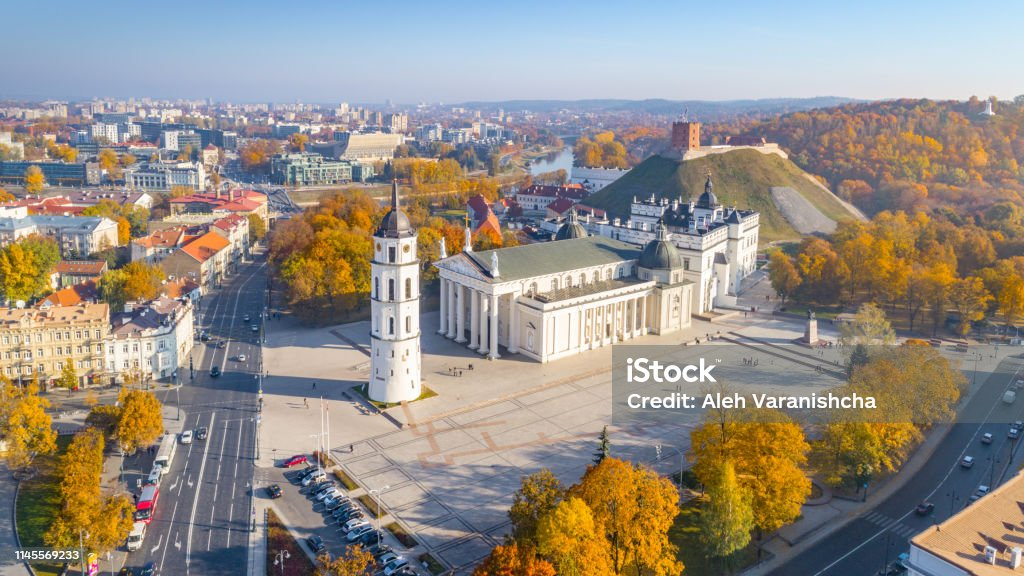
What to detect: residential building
<box><xmin>0</xmin><ymin>161</ymin><xmax>101</xmax><ymax>186</ymax></box>
<box><xmin>167</xmin><ymin>189</ymin><xmax>268</xmax><ymax>220</ymax></box>
<box><xmin>90</xmin><ymin>123</ymin><xmax>120</xmax><ymax>144</ymax></box>
<box><xmin>383</xmin><ymin>113</ymin><xmax>408</xmax><ymax>133</ymax></box>
<box><xmin>39</xmin><ymin>281</ymin><xmax>99</xmax><ymax>308</ymax></box>
<box><xmin>514</xmin><ymin>184</ymin><xmax>588</xmax><ymax>214</ymax></box>
<box><xmin>0</xmin><ymin>215</ymin><xmax>119</xmax><ymax>256</ymax></box>
<box><xmin>53</xmin><ymin>260</ymin><xmax>108</xmax><ymax>288</ymax></box>
<box><xmin>0</xmin><ymin>133</ymin><xmax>25</xmax><ymax>159</ymax></box>
<box><xmin>107</xmin><ymin>297</ymin><xmax>194</xmax><ymax>382</ymax></box>
<box><xmin>269</xmin><ymin>153</ymin><xmax>374</xmax><ymax>186</ymax></box>
<box><xmin>210</xmin><ymin>214</ymin><xmax>249</xmax><ymax>269</ymax></box>
<box><xmin>130</xmin><ymin>226</ymin><xmax>189</xmax><ymax>264</ymax></box>
<box><xmin>907</xmin><ymin>469</ymin><xmax>1024</xmax><ymax>575</ymax></box>
<box><xmin>201</xmin><ymin>144</ymin><xmax>219</xmax><ymax>169</ymax></box>
<box><xmin>158</xmin><ymin>232</ymin><xmax>231</xmax><ymax>287</ymax></box>
<box><xmin>414</xmin><ymin>124</ymin><xmax>443</xmax><ymax>142</ymax></box>
<box><xmin>0</xmin><ymin>303</ymin><xmax>110</xmax><ymax>388</ymax></box>
<box><xmin>570</xmin><ymin>166</ymin><xmax>631</xmax><ymax>192</ymax></box>
<box><xmin>124</xmin><ymin>161</ymin><xmax>206</xmax><ymax>191</ymax></box>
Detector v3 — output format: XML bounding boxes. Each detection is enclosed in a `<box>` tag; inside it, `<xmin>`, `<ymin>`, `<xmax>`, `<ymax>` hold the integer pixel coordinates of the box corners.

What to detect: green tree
<box><xmin>699</xmin><ymin>461</ymin><xmax>754</xmax><ymax>561</ymax></box>
<box><xmin>509</xmin><ymin>469</ymin><xmax>564</xmax><ymax>546</ymax></box>
<box><xmin>593</xmin><ymin>425</ymin><xmax>610</xmax><ymax>465</ymax></box>
<box><xmin>248</xmin><ymin>213</ymin><xmax>267</xmax><ymax>242</ymax></box>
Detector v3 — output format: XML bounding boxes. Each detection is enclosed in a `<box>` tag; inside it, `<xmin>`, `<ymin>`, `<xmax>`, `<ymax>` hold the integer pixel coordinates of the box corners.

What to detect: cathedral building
<box><xmin>369</xmin><ymin>181</ymin><xmax>422</xmax><ymax>403</ymax></box>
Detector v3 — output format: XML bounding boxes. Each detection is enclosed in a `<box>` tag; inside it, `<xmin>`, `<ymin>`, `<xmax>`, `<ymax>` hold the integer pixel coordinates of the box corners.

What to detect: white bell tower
<box><xmin>369</xmin><ymin>180</ymin><xmax>421</xmax><ymax>403</ymax></box>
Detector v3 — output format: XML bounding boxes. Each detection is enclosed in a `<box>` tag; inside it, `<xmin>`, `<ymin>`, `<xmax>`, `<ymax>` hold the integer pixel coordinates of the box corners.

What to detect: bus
<box><xmin>154</xmin><ymin>434</ymin><xmax>176</xmax><ymax>473</ymax></box>
<box><xmin>134</xmin><ymin>485</ymin><xmax>160</xmax><ymax>524</ymax></box>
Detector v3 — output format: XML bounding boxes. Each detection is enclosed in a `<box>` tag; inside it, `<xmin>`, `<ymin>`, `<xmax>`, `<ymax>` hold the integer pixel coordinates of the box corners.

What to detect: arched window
<box><xmin>388</xmin><ymin>317</ymin><xmax>395</xmax><ymax>335</ymax></box>
<box><xmin>605</xmin><ymin>269</ymin><xmax>612</xmax><ymax>280</ymax></box>
<box><xmin>579</xmin><ymin>274</ymin><xmax>586</xmax><ymax>286</ymax></box>
<box><xmin>528</xmin><ymin>282</ymin><xmax>538</xmax><ymax>297</ymax></box>
<box><xmin>592</xmin><ymin>271</ymin><xmax>599</xmax><ymax>284</ymax></box>
<box><xmin>551</xmin><ymin>278</ymin><xmax>559</xmax><ymax>291</ymax></box>
<box><xmin>405</xmin><ymin>278</ymin><xmax>412</xmax><ymax>299</ymax></box>
<box><xmin>564</xmin><ymin>275</ymin><xmax>572</xmax><ymax>287</ymax></box>
<box><xmin>388</xmin><ymin>279</ymin><xmax>395</xmax><ymax>301</ymax></box>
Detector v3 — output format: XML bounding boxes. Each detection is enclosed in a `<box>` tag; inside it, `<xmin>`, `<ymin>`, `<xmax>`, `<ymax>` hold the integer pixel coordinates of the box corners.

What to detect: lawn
<box><xmin>333</xmin><ymin>469</ymin><xmax>359</xmax><ymax>491</ymax></box>
<box><xmin>351</xmin><ymin>384</ymin><xmax>437</xmax><ymax>410</ymax></box>
<box><xmin>266</xmin><ymin>508</ymin><xmax>316</xmax><ymax>576</ymax></box>
<box><xmin>668</xmin><ymin>497</ymin><xmax>761</xmax><ymax>576</ymax></box>
<box><xmin>16</xmin><ymin>434</ymin><xmax>73</xmax><ymax>576</ymax></box>
<box><xmin>356</xmin><ymin>494</ymin><xmax>384</xmax><ymax>519</ymax></box>
<box><xmin>384</xmin><ymin>522</ymin><xmax>418</xmax><ymax>548</ymax></box>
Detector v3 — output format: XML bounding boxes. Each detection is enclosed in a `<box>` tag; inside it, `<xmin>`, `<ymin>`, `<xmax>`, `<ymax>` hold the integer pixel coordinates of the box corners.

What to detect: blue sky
<box><xmin>2</xmin><ymin>0</ymin><xmax>1021</xmax><ymax>103</ymax></box>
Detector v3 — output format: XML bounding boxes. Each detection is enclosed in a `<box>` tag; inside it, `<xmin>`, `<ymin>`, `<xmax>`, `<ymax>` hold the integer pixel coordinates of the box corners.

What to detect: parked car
<box><xmin>283</xmin><ymin>455</ymin><xmax>308</xmax><ymax>468</ymax></box>
<box><xmin>343</xmin><ymin>518</ymin><xmax>369</xmax><ymax>533</ymax></box>
<box><xmin>914</xmin><ymin>502</ymin><xmax>935</xmax><ymax>516</ymax></box>
<box><xmin>325</xmin><ymin>498</ymin><xmax>345</xmax><ymax>512</ymax></box>
<box><xmin>312</xmin><ymin>482</ymin><xmax>336</xmax><ymax>497</ymax></box>
<box><xmin>981</xmin><ymin>432</ymin><xmax>993</xmax><ymax>444</ymax></box>
<box><xmin>180</xmin><ymin>430</ymin><xmax>193</xmax><ymax>444</ymax></box>
<box><xmin>302</xmin><ymin>471</ymin><xmax>327</xmax><ymax>487</ymax></box>
<box><xmin>307</xmin><ymin>535</ymin><xmax>327</xmax><ymax>554</ymax></box>
<box><xmin>295</xmin><ymin>466</ymin><xmax>317</xmax><ymax>481</ymax></box>
<box><xmin>210</xmin><ymin>366</ymin><xmax>221</xmax><ymax>378</ymax></box>
<box><xmin>370</xmin><ymin>544</ymin><xmax>393</xmax><ymax>560</ymax></box>
<box><xmin>338</xmin><ymin>511</ymin><xmax>364</xmax><ymax>525</ymax></box>
<box><xmin>332</xmin><ymin>502</ymin><xmax>356</xmax><ymax>518</ymax></box>
<box><xmin>1011</xmin><ymin>427</ymin><xmax>1021</xmax><ymax>440</ymax></box>
<box><xmin>376</xmin><ymin>551</ymin><xmax>399</xmax><ymax>566</ymax></box>
<box><xmin>316</xmin><ymin>487</ymin><xmax>340</xmax><ymax>502</ymax></box>
<box><xmin>961</xmin><ymin>455</ymin><xmax>975</xmax><ymax>468</ymax></box>
<box><xmin>347</xmin><ymin>524</ymin><xmax>375</xmax><ymax>542</ymax></box>
<box><xmin>267</xmin><ymin>484</ymin><xmax>282</xmax><ymax>499</ymax></box>
<box><xmin>383</xmin><ymin>557</ymin><xmax>410</xmax><ymax>576</ymax></box>
<box><xmin>356</xmin><ymin>529</ymin><xmax>384</xmax><ymax>547</ymax></box>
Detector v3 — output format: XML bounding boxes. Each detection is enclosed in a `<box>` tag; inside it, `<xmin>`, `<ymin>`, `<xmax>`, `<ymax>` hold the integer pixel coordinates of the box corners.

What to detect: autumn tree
<box><xmin>767</xmin><ymin>250</ymin><xmax>801</xmax><ymax>304</ymax></box>
<box><xmin>0</xmin><ymin>234</ymin><xmax>60</xmax><ymax>302</ymax></box>
<box><xmin>316</xmin><ymin>544</ymin><xmax>376</xmax><ymax>576</ymax></box>
<box><xmin>288</xmin><ymin>133</ymin><xmax>309</xmax><ymax>153</ymax></box>
<box><xmin>239</xmin><ymin>139</ymin><xmax>282</xmax><ymax>173</ymax></box>
<box><xmin>98</xmin><ymin>262</ymin><xmax>165</xmax><ymax>309</ymax></box>
<box><xmin>535</xmin><ymin>497</ymin><xmax>614</xmax><ymax>576</ymax></box>
<box><xmin>569</xmin><ymin>458</ymin><xmax>682</xmax><ymax>576</ymax></box>
<box><xmin>947</xmin><ymin>276</ymin><xmax>993</xmax><ymax>337</ymax></box>
<box><xmin>509</xmin><ymin>469</ymin><xmax>564</xmax><ymax>546</ymax></box>
<box><xmin>699</xmin><ymin>461</ymin><xmax>754</xmax><ymax>561</ymax></box>
<box><xmin>58</xmin><ymin>358</ymin><xmax>78</xmax><ymax>391</ymax></box>
<box><xmin>473</xmin><ymin>542</ymin><xmax>555</xmax><ymax>576</ymax></box>
<box><xmin>169</xmin><ymin>185</ymin><xmax>194</xmax><ymax>198</ymax></box>
<box><xmin>115</xmin><ymin>389</ymin><xmax>164</xmax><ymax>454</ymax></box>
<box><xmin>0</xmin><ymin>187</ymin><xmax>14</xmax><ymax>203</ymax></box>
<box><xmin>24</xmin><ymin>165</ymin><xmax>45</xmax><ymax>193</ymax></box>
<box><xmin>98</xmin><ymin>149</ymin><xmax>121</xmax><ymax>179</ymax></box>
<box><xmin>248</xmin><ymin>213</ymin><xmax>267</xmax><ymax>241</ymax></box>
<box><xmin>839</xmin><ymin>303</ymin><xmax>896</xmax><ymax>347</ymax></box>
<box><xmin>1</xmin><ymin>381</ymin><xmax>57</xmax><ymax>470</ymax></box>
<box><xmin>46</xmin><ymin>427</ymin><xmax>105</xmax><ymax>548</ymax></box>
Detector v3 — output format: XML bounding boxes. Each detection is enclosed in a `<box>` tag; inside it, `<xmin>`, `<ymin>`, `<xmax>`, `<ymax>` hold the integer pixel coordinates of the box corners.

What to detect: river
<box><xmin>529</xmin><ymin>147</ymin><xmax>575</xmax><ymax>176</ymax></box>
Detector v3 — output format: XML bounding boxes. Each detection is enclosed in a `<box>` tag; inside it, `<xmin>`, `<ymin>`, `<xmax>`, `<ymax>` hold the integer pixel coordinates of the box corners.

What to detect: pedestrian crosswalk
<box><xmin>862</xmin><ymin>510</ymin><xmax>922</xmax><ymax>539</ymax></box>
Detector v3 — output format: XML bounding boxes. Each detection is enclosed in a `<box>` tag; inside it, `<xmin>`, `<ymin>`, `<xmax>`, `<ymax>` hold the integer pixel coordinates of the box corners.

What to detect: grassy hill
<box><xmin>583</xmin><ymin>149</ymin><xmax>859</xmax><ymax>244</ymax></box>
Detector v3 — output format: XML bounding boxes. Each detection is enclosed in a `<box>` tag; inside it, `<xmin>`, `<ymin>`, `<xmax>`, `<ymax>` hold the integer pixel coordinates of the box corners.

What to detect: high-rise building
<box><xmin>369</xmin><ymin>181</ymin><xmax>421</xmax><ymax>403</ymax></box>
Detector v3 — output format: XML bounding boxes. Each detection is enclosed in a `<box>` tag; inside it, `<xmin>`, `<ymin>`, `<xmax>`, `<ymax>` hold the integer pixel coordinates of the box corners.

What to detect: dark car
<box><xmin>140</xmin><ymin>562</ymin><xmax>159</xmax><ymax>576</ymax></box>
<box><xmin>915</xmin><ymin>501</ymin><xmax>935</xmax><ymax>516</ymax></box>
<box><xmin>307</xmin><ymin>535</ymin><xmax>326</xmax><ymax>554</ymax></box>
<box><xmin>210</xmin><ymin>366</ymin><xmax>221</xmax><ymax>378</ymax></box>
<box><xmin>200</xmin><ymin>332</ymin><xmax>210</xmax><ymax>342</ymax></box>
<box><xmin>267</xmin><ymin>484</ymin><xmax>283</xmax><ymax>499</ymax></box>
<box><xmin>217</xmin><ymin>340</ymin><xmax>227</xmax><ymax>349</ymax></box>
<box><xmin>295</xmin><ymin>466</ymin><xmax>316</xmax><ymax>481</ymax></box>
<box><xmin>196</xmin><ymin>427</ymin><xmax>208</xmax><ymax>441</ymax></box>
<box><xmin>283</xmin><ymin>454</ymin><xmax>308</xmax><ymax>468</ymax></box>
<box><xmin>118</xmin><ymin>568</ymin><xmax>135</xmax><ymax>576</ymax></box>
<box><xmin>356</xmin><ymin>529</ymin><xmax>384</xmax><ymax>547</ymax></box>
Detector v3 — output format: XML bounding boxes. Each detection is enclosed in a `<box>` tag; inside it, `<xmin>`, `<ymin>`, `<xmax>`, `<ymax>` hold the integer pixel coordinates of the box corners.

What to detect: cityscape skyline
<box><xmin>2</xmin><ymin>0</ymin><xmax>1021</xmax><ymax>103</ymax></box>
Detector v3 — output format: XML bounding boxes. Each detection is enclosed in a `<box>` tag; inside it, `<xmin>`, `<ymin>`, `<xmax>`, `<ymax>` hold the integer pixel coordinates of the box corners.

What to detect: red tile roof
<box><xmin>545</xmin><ymin>197</ymin><xmax>576</xmax><ymax>215</ymax></box>
<box><xmin>40</xmin><ymin>281</ymin><xmax>98</xmax><ymax>308</ymax></box>
<box><xmin>133</xmin><ymin>226</ymin><xmax>187</xmax><ymax>248</ymax></box>
<box><xmin>212</xmin><ymin>214</ymin><xmax>246</xmax><ymax>232</ymax></box>
<box><xmin>54</xmin><ymin>260</ymin><xmax>107</xmax><ymax>276</ymax></box>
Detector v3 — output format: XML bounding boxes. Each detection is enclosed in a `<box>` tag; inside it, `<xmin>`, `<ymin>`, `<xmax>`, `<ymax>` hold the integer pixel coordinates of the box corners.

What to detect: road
<box><xmin>769</xmin><ymin>352</ymin><xmax>1024</xmax><ymax>576</ymax></box>
<box><xmin>122</xmin><ymin>255</ymin><xmax>267</xmax><ymax>576</ymax></box>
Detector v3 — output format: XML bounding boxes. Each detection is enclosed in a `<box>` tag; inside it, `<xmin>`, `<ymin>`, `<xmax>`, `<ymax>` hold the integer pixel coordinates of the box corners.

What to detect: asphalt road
<box><xmin>122</xmin><ymin>256</ymin><xmax>267</xmax><ymax>576</ymax></box>
<box><xmin>769</xmin><ymin>352</ymin><xmax>1024</xmax><ymax>576</ymax></box>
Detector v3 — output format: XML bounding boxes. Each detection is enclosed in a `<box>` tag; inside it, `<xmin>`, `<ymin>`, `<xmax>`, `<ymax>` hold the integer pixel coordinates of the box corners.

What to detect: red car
<box><xmin>282</xmin><ymin>454</ymin><xmax>308</xmax><ymax>468</ymax></box>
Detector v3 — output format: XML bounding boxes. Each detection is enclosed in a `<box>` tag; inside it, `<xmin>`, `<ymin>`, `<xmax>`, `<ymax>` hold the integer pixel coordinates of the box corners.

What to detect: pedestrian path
<box><xmin>861</xmin><ymin>511</ymin><xmax>919</xmax><ymax>539</ymax></box>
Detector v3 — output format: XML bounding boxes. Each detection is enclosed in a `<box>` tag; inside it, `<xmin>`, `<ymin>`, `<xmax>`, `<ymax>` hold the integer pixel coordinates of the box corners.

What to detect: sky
<box><xmin>2</xmin><ymin>0</ymin><xmax>1022</xmax><ymax>104</ymax></box>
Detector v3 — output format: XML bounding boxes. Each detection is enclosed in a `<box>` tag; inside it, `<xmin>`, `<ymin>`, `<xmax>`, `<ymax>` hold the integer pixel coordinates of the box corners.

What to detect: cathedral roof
<box><xmin>639</xmin><ymin>221</ymin><xmax>680</xmax><ymax>270</ymax></box>
<box><xmin>447</xmin><ymin>235</ymin><xmax>642</xmax><ymax>282</ymax></box>
<box><xmin>376</xmin><ymin>180</ymin><xmax>413</xmax><ymax>238</ymax></box>
<box><xmin>555</xmin><ymin>207</ymin><xmax>587</xmax><ymax>240</ymax></box>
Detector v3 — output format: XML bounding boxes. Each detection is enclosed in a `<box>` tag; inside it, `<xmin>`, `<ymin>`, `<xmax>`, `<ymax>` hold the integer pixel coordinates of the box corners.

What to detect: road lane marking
<box><xmin>150</xmin><ymin>533</ymin><xmax>162</xmax><ymax>554</ymax></box>
<box><xmin>186</xmin><ymin>411</ymin><xmax>216</xmax><ymax>573</ymax></box>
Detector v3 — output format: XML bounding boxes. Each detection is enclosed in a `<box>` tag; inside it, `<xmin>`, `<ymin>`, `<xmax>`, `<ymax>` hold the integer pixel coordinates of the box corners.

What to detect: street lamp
<box><xmin>369</xmin><ymin>485</ymin><xmax>390</xmax><ymax>548</ymax></box>
<box><xmin>309</xmin><ymin>433</ymin><xmax>322</xmax><ymax>472</ymax></box>
<box><xmin>946</xmin><ymin>490</ymin><xmax>960</xmax><ymax>518</ymax></box>
<box><xmin>988</xmin><ymin>456</ymin><xmax>1001</xmax><ymax>487</ymax></box>
<box><xmin>273</xmin><ymin>550</ymin><xmax>290</xmax><ymax>575</ymax></box>
<box><xmin>654</xmin><ymin>443</ymin><xmax>686</xmax><ymax>489</ymax></box>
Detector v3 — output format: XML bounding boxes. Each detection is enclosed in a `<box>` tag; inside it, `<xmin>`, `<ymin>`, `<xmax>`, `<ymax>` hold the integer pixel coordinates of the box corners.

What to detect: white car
<box><xmin>347</xmin><ymin>524</ymin><xmax>375</xmax><ymax>542</ymax></box>
<box><xmin>383</xmin><ymin>557</ymin><xmax>410</xmax><ymax>575</ymax></box>
<box><xmin>971</xmin><ymin>485</ymin><xmax>991</xmax><ymax>501</ymax></box>
<box><xmin>302</xmin><ymin>471</ymin><xmax>326</xmax><ymax>487</ymax></box>
<box><xmin>316</xmin><ymin>487</ymin><xmax>340</xmax><ymax>502</ymax></box>
<box><xmin>180</xmin><ymin>430</ymin><xmax>193</xmax><ymax>444</ymax></box>
<box><xmin>237</xmin><ymin>354</ymin><xmax>247</xmax><ymax>362</ymax></box>
<box><xmin>343</xmin><ymin>518</ymin><xmax>369</xmax><ymax>533</ymax></box>
<box><xmin>961</xmin><ymin>455</ymin><xmax>974</xmax><ymax>468</ymax></box>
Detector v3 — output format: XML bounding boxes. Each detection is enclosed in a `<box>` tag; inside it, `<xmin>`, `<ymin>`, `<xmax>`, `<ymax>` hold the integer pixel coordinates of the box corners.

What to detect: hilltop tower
<box><xmin>369</xmin><ymin>180</ymin><xmax>422</xmax><ymax>403</ymax></box>
<box><xmin>671</xmin><ymin>119</ymin><xmax>701</xmax><ymax>151</ymax></box>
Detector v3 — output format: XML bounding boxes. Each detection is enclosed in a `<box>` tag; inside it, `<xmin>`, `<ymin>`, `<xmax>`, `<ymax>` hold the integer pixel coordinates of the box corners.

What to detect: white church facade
<box><xmin>434</xmin><ymin>211</ymin><xmax>693</xmax><ymax>364</ymax></box>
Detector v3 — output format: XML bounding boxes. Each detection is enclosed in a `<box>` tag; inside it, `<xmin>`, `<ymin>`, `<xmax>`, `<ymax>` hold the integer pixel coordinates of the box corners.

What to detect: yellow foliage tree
<box><xmin>535</xmin><ymin>497</ymin><xmax>614</xmax><ymax>576</ymax></box>
<box><xmin>24</xmin><ymin>165</ymin><xmax>45</xmax><ymax>193</ymax></box>
<box><xmin>115</xmin><ymin>388</ymin><xmax>164</xmax><ymax>454</ymax></box>
<box><xmin>316</xmin><ymin>544</ymin><xmax>376</xmax><ymax>575</ymax></box>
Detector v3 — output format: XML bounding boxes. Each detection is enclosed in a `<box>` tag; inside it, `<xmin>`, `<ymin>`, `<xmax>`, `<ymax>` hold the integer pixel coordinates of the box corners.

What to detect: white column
<box><xmin>455</xmin><ymin>284</ymin><xmax>467</xmax><ymax>343</ymax></box>
<box><xmin>488</xmin><ymin>294</ymin><xmax>500</xmax><ymax>360</ymax></box>
<box><xmin>640</xmin><ymin>296</ymin><xmax>647</xmax><ymax>335</ymax></box>
<box><xmin>478</xmin><ymin>293</ymin><xmax>489</xmax><ymax>355</ymax></box>
<box><xmin>438</xmin><ymin>278</ymin><xmax>448</xmax><ymax>335</ymax></box>
<box><xmin>508</xmin><ymin>296</ymin><xmax>520</xmax><ymax>354</ymax></box>
<box><xmin>590</xmin><ymin>308</ymin><xmax>597</xmax><ymax>349</ymax></box>
<box><xmin>446</xmin><ymin>281</ymin><xmax>457</xmax><ymax>339</ymax></box>
<box><xmin>469</xmin><ymin>289</ymin><xmax>480</xmax><ymax>350</ymax></box>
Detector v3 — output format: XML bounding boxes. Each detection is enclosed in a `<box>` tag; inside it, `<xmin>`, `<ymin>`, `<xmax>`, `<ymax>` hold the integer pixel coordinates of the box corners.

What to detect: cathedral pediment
<box><xmin>435</xmin><ymin>253</ymin><xmax>489</xmax><ymax>281</ymax></box>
